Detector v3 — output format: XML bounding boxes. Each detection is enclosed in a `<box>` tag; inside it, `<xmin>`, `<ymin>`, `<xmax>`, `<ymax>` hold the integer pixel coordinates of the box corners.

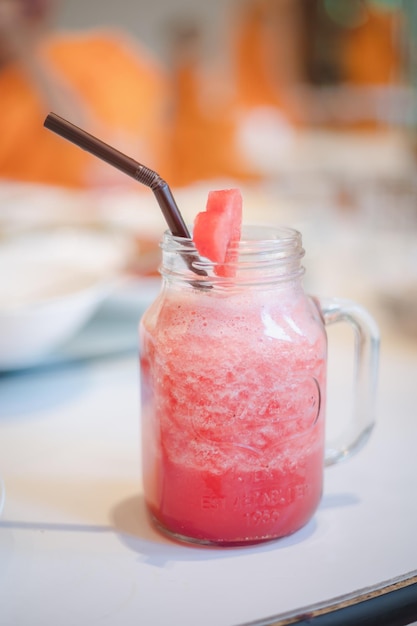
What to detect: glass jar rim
<box><xmin>162</xmin><ymin>223</ymin><xmax>302</xmax><ymax>248</ymax></box>
<box><xmin>160</xmin><ymin>224</ymin><xmax>305</xmax><ymax>287</ymax></box>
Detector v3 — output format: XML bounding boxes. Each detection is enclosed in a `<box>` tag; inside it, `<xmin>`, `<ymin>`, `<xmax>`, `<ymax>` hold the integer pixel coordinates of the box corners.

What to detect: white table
<box><xmin>1</xmin><ymin>163</ymin><xmax>417</xmax><ymax>624</ymax></box>
<box><xmin>0</xmin><ymin>317</ymin><xmax>417</xmax><ymax>626</ymax></box>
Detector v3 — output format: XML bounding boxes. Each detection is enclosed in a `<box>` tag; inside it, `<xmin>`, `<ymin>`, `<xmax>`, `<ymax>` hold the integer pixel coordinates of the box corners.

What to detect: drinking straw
<box><xmin>43</xmin><ymin>112</ymin><xmax>208</xmax><ymax>278</ymax></box>
<box><xmin>43</xmin><ymin>112</ymin><xmax>190</xmax><ymax>239</ymax></box>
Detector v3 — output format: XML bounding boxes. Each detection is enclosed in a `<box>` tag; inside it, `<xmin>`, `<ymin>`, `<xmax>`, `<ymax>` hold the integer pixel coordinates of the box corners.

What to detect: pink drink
<box><xmin>140</xmin><ymin>284</ymin><xmax>327</xmax><ymax>545</ymax></box>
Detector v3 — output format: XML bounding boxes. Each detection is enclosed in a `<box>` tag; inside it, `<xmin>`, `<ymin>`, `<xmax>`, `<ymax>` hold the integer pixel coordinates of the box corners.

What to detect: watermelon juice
<box><xmin>140</xmin><ymin>228</ymin><xmax>327</xmax><ymax>544</ymax></box>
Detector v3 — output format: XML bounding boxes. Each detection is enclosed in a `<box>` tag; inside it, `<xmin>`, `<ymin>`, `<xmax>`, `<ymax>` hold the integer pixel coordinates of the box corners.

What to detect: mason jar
<box><xmin>139</xmin><ymin>225</ymin><xmax>379</xmax><ymax>545</ymax></box>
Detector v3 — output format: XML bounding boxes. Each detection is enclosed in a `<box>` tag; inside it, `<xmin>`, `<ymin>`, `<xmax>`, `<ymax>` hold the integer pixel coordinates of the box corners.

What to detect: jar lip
<box><xmin>162</xmin><ymin>224</ymin><xmax>302</xmax><ymax>249</ymax></box>
<box><xmin>160</xmin><ymin>224</ymin><xmax>305</xmax><ymax>287</ymax></box>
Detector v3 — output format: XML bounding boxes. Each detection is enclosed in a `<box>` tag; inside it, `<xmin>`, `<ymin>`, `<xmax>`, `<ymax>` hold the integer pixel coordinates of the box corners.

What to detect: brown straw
<box><xmin>44</xmin><ymin>112</ymin><xmax>210</xmax><ymax>281</ymax></box>
<box><xmin>43</xmin><ymin>112</ymin><xmax>190</xmax><ymax>239</ymax></box>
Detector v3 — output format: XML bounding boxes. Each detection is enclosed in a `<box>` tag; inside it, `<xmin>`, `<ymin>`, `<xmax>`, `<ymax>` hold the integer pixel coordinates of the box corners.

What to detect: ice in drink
<box><xmin>140</xmin><ymin>285</ymin><xmax>326</xmax><ymax>544</ymax></box>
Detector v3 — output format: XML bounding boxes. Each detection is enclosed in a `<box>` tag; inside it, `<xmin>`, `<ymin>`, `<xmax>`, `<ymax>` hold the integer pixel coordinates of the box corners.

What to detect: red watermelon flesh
<box><xmin>193</xmin><ymin>188</ymin><xmax>242</xmax><ymax>277</ymax></box>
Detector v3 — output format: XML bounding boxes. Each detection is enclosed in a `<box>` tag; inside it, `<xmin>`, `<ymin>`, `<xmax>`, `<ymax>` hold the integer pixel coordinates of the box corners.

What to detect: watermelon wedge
<box><xmin>193</xmin><ymin>188</ymin><xmax>242</xmax><ymax>277</ymax></box>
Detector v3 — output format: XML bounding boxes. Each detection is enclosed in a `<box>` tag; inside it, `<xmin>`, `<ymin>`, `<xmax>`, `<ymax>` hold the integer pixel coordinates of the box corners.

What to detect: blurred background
<box><xmin>56</xmin><ymin>0</ymin><xmax>226</xmax><ymax>62</ymax></box>
<box><xmin>1</xmin><ymin>0</ymin><xmax>417</xmax><ymax>368</ymax></box>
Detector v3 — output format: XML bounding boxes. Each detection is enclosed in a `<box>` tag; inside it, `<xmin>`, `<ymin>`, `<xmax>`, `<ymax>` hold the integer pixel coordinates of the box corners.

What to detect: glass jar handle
<box><xmin>315</xmin><ymin>297</ymin><xmax>380</xmax><ymax>466</ymax></box>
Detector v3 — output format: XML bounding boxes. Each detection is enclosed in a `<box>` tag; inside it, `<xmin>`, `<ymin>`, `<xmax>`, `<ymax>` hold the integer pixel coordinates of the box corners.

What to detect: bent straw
<box><xmin>43</xmin><ymin>112</ymin><xmax>207</xmax><ymax>279</ymax></box>
<box><xmin>44</xmin><ymin>112</ymin><xmax>189</xmax><ymax>238</ymax></box>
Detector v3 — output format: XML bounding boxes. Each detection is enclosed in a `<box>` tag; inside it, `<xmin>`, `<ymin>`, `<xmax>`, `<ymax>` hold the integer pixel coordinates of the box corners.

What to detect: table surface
<box><xmin>0</xmin><ymin>302</ymin><xmax>417</xmax><ymax>626</ymax></box>
<box><xmin>1</xmin><ymin>163</ymin><xmax>417</xmax><ymax>625</ymax></box>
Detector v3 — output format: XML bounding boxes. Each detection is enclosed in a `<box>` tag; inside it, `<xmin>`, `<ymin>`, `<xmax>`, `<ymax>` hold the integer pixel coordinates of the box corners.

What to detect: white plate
<box><xmin>0</xmin><ymin>227</ymin><xmax>133</xmax><ymax>370</ymax></box>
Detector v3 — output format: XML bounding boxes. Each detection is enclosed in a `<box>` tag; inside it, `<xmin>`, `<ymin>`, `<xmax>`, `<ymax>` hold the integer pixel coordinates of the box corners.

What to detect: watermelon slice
<box><xmin>193</xmin><ymin>188</ymin><xmax>242</xmax><ymax>277</ymax></box>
